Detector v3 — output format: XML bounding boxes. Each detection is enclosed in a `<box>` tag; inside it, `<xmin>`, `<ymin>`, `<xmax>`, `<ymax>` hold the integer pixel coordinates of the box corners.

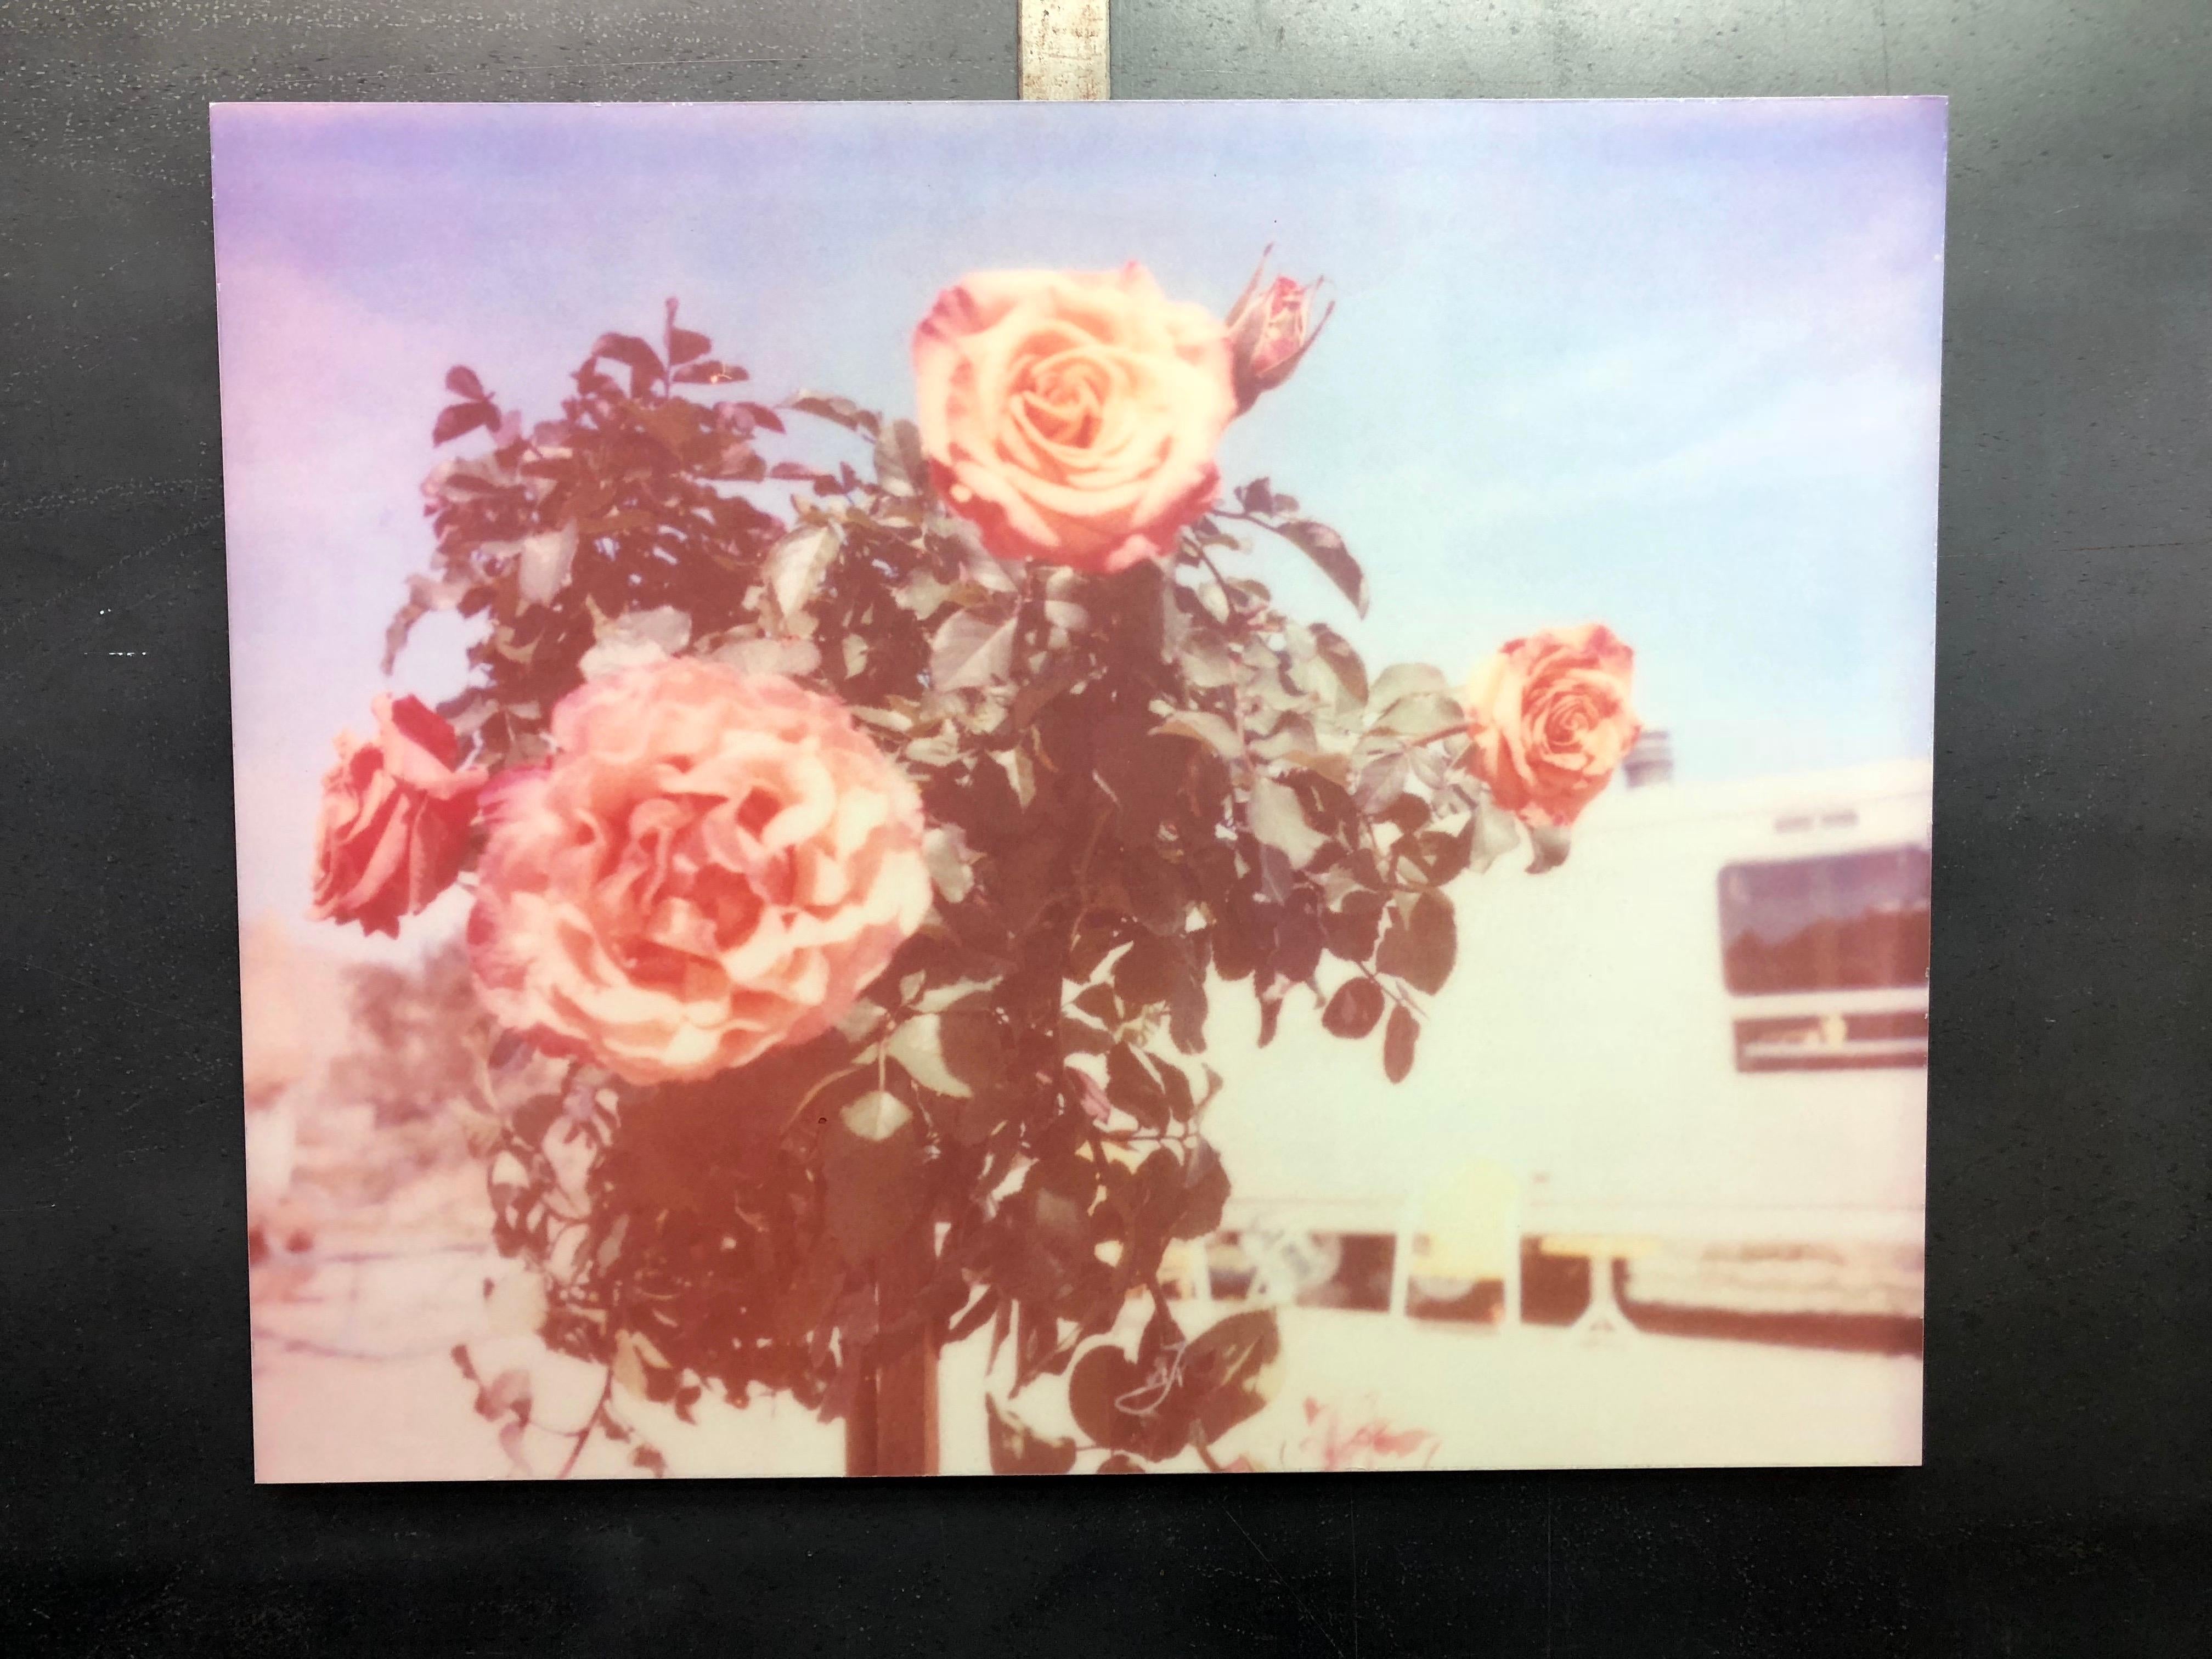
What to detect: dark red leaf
<box><xmin>672</xmin><ymin>360</ymin><xmax>750</xmax><ymax>385</ymax></box>
<box><xmin>669</xmin><ymin>328</ymin><xmax>712</xmax><ymax>365</ymax></box>
<box><xmin>444</xmin><ymin>365</ymin><xmax>487</xmax><ymax>402</ymax></box>
<box><xmin>1384</xmin><ymin>1004</ymin><xmax>1419</xmax><ymax>1083</ymax></box>
<box><xmin>1322</xmin><ymin>977</ymin><xmax>1386</xmax><ymax>1039</ymax></box>
<box><xmin>1272</xmin><ymin>518</ymin><xmax>1369</xmax><ymax>617</ymax></box>
<box><xmin>431</xmin><ymin>401</ymin><xmax>498</xmax><ymax>446</ymax></box>
<box><xmin>591</xmin><ymin>332</ymin><xmax>665</xmax><ymax>397</ymax></box>
<box><xmin>986</xmin><ymin>1395</ymin><xmax>1078</xmax><ymax>1475</ymax></box>
<box><xmin>1376</xmin><ymin>894</ymin><xmax>1456</xmax><ymax>995</ymax></box>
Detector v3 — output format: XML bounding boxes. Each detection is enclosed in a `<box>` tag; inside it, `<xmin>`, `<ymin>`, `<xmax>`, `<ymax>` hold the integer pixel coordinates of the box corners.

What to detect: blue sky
<box><xmin>212</xmin><ymin>98</ymin><xmax>1945</xmax><ymax>942</ymax></box>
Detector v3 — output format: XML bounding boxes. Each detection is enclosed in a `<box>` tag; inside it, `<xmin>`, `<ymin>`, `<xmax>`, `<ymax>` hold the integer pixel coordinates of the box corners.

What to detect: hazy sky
<box><xmin>212</xmin><ymin>98</ymin><xmax>1946</xmax><ymax>952</ymax></box>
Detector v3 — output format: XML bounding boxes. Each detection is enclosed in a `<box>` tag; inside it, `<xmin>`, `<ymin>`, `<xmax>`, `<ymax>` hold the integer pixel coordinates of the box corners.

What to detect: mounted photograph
<box><xmin>212</xmin><ymin>97</ymin><xmax>1944</xmax><ymax>1480</ymax></box>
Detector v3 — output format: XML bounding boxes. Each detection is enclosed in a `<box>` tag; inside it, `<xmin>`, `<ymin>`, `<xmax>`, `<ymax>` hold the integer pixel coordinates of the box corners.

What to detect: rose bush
<box><xmin>1463</xmin><ymin>623</ymin><xmax>1641</xmax><ymax>828</ymax></box>
<box><xmin>309</xmin><ymin>693</ymin><xmax>485</xmax><ymax>937</ymax></box>
<box><xmin>320</xmin><ymin>272</ymin><xmax>1640</xmax><ymax>1477</ymax></box>
<box><xmin>467</xmin><ymin>659</ymin><xmax>930</xmax><ymax>1086</ymax></box>
<box><xmin>912</xmin><ymin>265</ymin><xmax>1236</xmax><ymax>573</ymax></box>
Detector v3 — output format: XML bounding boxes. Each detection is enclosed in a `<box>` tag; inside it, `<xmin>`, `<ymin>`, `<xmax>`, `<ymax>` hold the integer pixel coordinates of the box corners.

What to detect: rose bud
<box><xmin>1463</xmin><ymin>624</ymin><xmax>1642</xmax><ymax>828</ymax></box>
<box><xmin>1224</xmin><ymin>252</ymin><xmax>1333</xmax><ymax>413</ymax></box>
<box><xmin>309</xmin><ymin>694</ymin><xmax>487</xmax><ymax>938</ymax></box>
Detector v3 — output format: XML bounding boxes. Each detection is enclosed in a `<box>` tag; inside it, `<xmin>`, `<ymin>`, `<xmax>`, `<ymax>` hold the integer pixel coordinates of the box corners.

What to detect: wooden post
<box><xmin>845</xmin><ymin>2</ymin><xmax>1108</xmax><ymax>1480</ymax></box>
<box><xmin>845</xmin><ymin>1220</ymin><xmax>940</xmax><ymax>1476</ymax></box>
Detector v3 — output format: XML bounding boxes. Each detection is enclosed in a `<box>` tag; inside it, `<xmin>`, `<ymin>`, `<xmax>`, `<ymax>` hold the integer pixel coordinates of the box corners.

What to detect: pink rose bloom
<box><xmin>912</xmin><ymin>265</ymin><xmax>1237</xmax><ymax>574</ymax></box>
<box><xmin>468</xmin><ymin>659</ymin><xmax>930</xmax><ymax>1086</ymax></box>
<box><xmin>1464</xmin><ymin>624</ymin><xmax>1642</xmax><ymax>828</ymax></box>
<box><xmin>309</xmin><ymin>693</ymin><xmax>486</xmax><ymax>938</ymax></box>
<box><xmin>1224</xmin><ymin>259</ymin><xmax>1329</xmax><ymax>413</ymax></box>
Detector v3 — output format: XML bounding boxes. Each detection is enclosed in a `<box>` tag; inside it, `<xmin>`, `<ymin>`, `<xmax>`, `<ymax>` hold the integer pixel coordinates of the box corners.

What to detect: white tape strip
<box><xmin>1019</xmin><ymin>0</ymin><xmax>1109</xmax><ymax>101</ymax></box>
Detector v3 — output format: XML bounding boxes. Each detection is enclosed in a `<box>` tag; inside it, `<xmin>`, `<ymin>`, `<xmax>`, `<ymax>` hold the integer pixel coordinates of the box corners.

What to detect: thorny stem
<box><xmin>1405</xmin><ymin>724</ymin><xmax>1464</xmax><ymax>749</ymax></box>
<box><xmin>1192</xmin><ymin>546</ymin><xmax>1257</xmax><ymax>623</ymax></box>
<box><xmin>1356</xmin><ymin>959</ymin><xmax>1426</xmax><ymax>1020</ymax></box>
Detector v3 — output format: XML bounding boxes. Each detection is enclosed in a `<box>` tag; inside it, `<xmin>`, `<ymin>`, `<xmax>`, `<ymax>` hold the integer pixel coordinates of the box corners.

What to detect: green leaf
<box><xmin>381</xmin><ymin>572</ymin><xmax>470</xmax><ymax>675</ymax></box>
<box><xmin>1384</xmin><ymin>1003</ymin><xmax>1419</xmax><ymax>1083</ymax></box>
<box><xmin>1248</xmin><ymin>775</ymin><xmax>1327</xmax><ymax>868</ymax></box>
<box><xmin>1373</xmin><ymin>690</ymin><xmax>1464</xmax><ymax>738</ymax></box>
<box><xmin>1369</xmin><ymin>663</ymin><xmax>1448</xmax><ymax>709</ymax></box>
<box><xmin>1173</xmin><ymin>1142</ymin><xmax>1230</xmax><ymax>1240</ymax></box>
<box><xmin>672</xmin><ymin>360</ymin><xmax>747</xmax><ymax>386</ymax></box>
<box><xmin>709</xmin><ymin>635</ymin><xmax>821</xmax><ymax>678</ymax></box>
<box><xmin>1183</xmin><ymin>1310</ymin><xmax>1284</xmax><ymax>1447</ymax></box>
<box><xmin>1068</xmin><ymin>1344</ymin><xmax>1191</xmax><ymax>1460</ymax></box>
<box><xmin>579</xmin><ymin>605</ymin><xmax>690</xmax><ymax>679</ymax></box>
<box><xmin>1323</xmin><ymin>890</ymin><xmax>1386</xmax><ymax>962</ymax></box>
<box><xmin>432</xmin><ymin>401</ymin><xmax>499</xmax><ymax>446</ymax></box>
<box><xmin>1408</xmin><ymin>826</ymin><xmax>1474</xmax><ymax>887</ymax></box>
<box><xmin>787</xmin><ymin>390</ymin><xmax>882</xmax><ymax>437</ymax></box>
<box><xmin>1119</xmin><ymin>847</ymin><xmax>1188</xmax><ymax>938</ymax></box>
<box><xmin>931</xmin><ymin>607</ymin><xmax>1017</xmax><ymax>691</ymax></box>
<box><xmin>1352</xmin><ymin>748</ymin><xmax>1411</xmax><ymax>816</ymax></box>
<box><xmin>874</xmin><ymin>418</ymin><xmax>928</xmax><ymax>496</ymax></box>
<box><xmin>1308</xmin><ymin>622</ymin><xmax>1369</xmax><ymax>707</ymax></box>
<box><xmin>986</xmin><ymin>1395</ymin><xmax>1078</xmax><ymax>1475</ymax></box>
<box><xmin>763</xmin><ymin>522</ymin><xmax>840</xmax><ymax>629</ymax></box>
<box><xmin>1469</xmin><ymin>801</ymin><xmax>1523</xmax><ymax>873</ymax></box>
<box><xmin>1321</xmin><ymin>978</ymin><xmax>1386</xmax><ymax>1039</ymax></box>
<box><xmin>1154</xmin><ymin>711</ymin><xmax>1243</xmax><ymax>761</ymax></box>
<box><xmin>591</xmin><ymin>331</ymin><xmax>665</xmax><ymax>396</ymax></box>
<box><xmin>1012</xmin><ymin>655</ymin><xmax>1088</xmax><ymax>731</ymax></box>
<box><xmin>1529</xmin><ymin>822</ymin><xmax>1572</xmax><ymax>874</ymax></box>
<box><xmin>822</xmin><ymin>1103</ymin><xmax>927</xmax><ymax>1263</ymax></box>
<box><xmin>1376</xmin><ymin>893</ymin><xmax>1456</xmax><ymax>995</ymax></box>
<box><xmin>921</xmin><ymin>825</ymin><xmax>975</xmax><ymax>904</ymax></box>
<box><xmin>514</xmin><ymin>523</ymin><xmax>577</xmax><ymax>608</ymax></box>
<box><xmin>1111</xmin><ymin>933</ymin><xmax>1181</xmax><ymax>1010</ymax></box>
<box><xmin>1107</xmin><ymin>1043</ymin><xmax>1169</xmax><ymax>1131</ymax></box>
<box><xmin>1271</xmin><ymin>519</ymin><xmax>1369</xmax><ymax>617</ymax></box>
<box><xmin>885</xmin><ymin>1014</ymin><xmax>971</xmax><ymax>1099</ymax></box>
<box><xmin>840</xmin><ymin>1089</ymin><xmax>911</xmax><ymax>1142</ymax></box>
<box><xmin>1070</xmin><ymin>981</ymin><xmax>1120</xmax><ymax>1025</ymax></box>
<box><xmin>885</xmin><ymin>1005</ymin><xmax>1005</xmax><ymax>1100</ymax></box>
<box><xmin>667</xmin><ymin>325</ymin><xmax>712</xmax><ymax>366</ymax></box>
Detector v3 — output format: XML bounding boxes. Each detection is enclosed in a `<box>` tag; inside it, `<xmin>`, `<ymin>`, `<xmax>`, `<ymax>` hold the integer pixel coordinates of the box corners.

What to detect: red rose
<box><xmin>1224</xmin><ymin>255</ymin><xmax>1330</xmax><ymax>413</ymax></box>
<box><xmin>1463</xmin><ymin>624</ymin><xmax>1641</xmax><ymax>828</ymax></box>
<box><xmin>309</xmin><ymin>694</ymin><xmax>486</xmax><ymax>937</ymax></box>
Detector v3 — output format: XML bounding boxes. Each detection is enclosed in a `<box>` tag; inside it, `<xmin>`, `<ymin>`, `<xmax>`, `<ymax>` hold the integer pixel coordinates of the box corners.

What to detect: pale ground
<box><xmin>253</xmin><ymin>1227</ymin><xmax>1920</xmax><ymax>1482</ymax></box>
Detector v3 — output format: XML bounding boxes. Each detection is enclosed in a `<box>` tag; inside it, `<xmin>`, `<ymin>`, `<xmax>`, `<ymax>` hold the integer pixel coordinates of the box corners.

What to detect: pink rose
<box><xmin>912</xmin><ymin>265</ymin><xmax>1237</xmax><ymax>573</ymax></box>
<box><xmin>1223</xmin><ymin>257</ymin><xmax>1330</xmax><ymax>413</ymax></box>
<box><xmin>467</xmin><ymin>659</ymin><xmax>930</xmax><ymax>1086</ymax></box>
<box><xmin>309</xmin><ymin>693</ymin><xmax>486</xmax><ymax>938</ymax></box>
<box><xmin>1463</xmin><ymin>624</ymin><xmax>1642</xmax><ymax>828</ymax></box>
<box><xmin>1297</xmin><ymin>1396</ymin><xmax>1438</xmax><ymax>1472</ymax></box>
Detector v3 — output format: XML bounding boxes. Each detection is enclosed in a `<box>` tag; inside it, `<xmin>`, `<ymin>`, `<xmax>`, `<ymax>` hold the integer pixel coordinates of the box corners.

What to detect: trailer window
<box><xmin>1718</xmin><ymin>845</ymin><xmax>1931</xmax><ymax>996</ymax></box>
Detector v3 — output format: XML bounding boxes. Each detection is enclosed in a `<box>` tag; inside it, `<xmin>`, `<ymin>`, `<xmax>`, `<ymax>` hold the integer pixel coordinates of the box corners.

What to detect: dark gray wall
<box><xmin>2</xmin><ymin>2</ymin><xmax>2207</xmax><ymax>1652</ymax></box>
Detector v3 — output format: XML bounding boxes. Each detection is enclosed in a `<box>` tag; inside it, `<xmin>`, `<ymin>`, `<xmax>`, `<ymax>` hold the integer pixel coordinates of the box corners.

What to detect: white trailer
<box><xmin>1206</xmin><ymin>756</ymin><xmax>1932</xmax><ymax>1320</ymax></box>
